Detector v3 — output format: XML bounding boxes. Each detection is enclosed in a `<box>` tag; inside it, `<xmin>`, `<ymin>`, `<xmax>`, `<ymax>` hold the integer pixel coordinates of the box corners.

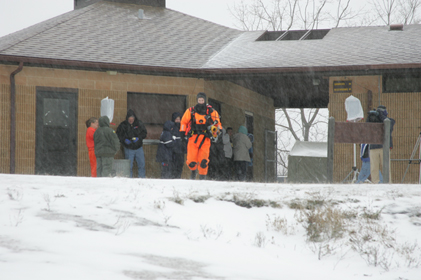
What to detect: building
<box><xmin>0</xmin><ymin>0</ymin><xmax>276</xmax><ymax>181</ymax></box>
<box><xmin>1</xmin><ymin>0</ymin><xmax>420</xmax><ymax>182</ymax></box>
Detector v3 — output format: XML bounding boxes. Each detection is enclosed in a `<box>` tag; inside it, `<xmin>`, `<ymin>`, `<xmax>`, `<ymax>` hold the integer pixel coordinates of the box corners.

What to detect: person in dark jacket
<box><xmin>171</xmin><ymin>112</ymin><xmax>185</xmax><ymax>179</ymax></box>
<box><xmin>116</xmin><ymin>109</ymin><xmax>148</xmax><ymax>178</ymax></box>
<box><xmin>223</xmin><ymin>127</ymin><xmax>234</xmax><ymax>180</ymax></box>
<box><xmin>156</xmin><ymin>120</ymin><xmax>175</xmax><ymax>179</ymax></box>
<box><xmin>369</xmin><ymin>105</ymin><xmax>395</xmax><ymax>183</ymax></box>
<box><xmin>207</xmin><ymin>135</ymin><xmax>225</xmax><ymax>180</ymax></box>
<box><xmin>94</xmin><ymin>116</ymin><xmax>120</xmax><ymax>177</ymax></box>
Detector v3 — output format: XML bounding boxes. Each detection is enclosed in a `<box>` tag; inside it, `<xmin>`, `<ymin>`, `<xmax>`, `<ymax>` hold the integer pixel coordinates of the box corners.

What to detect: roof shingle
<box><xmin>1</xmin><ymin>1</ymin><xmax>421</xmax><ymax>72</ymax></box>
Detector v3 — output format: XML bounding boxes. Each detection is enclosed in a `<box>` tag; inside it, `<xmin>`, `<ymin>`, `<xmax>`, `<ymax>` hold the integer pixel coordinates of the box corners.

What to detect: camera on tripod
<box><xmin>367</xmin><ymin>105</ymin><xmax>387</xmax><ymax>123</ymax></box>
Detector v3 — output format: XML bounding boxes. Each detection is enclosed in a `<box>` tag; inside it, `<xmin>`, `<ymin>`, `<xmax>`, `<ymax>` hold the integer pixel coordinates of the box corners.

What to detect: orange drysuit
<box><xmin>86</xmin><ymin>127</ymin><xmax>97</xmax><ymax>177</ymax></box>
<box><xmin>180</xmin><ymin>106</ymin><xmax>222</xmax><ymax>175</ymax></box>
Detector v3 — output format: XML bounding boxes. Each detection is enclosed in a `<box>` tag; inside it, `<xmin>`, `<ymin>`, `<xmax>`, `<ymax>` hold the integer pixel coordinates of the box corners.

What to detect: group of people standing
<box><xmin>85</xmin><ymin>92</ymin><xmax>253</xmax><ymax>181</ymax></box>
<box><xmin>85</xmin><ymin>115</ymin><xmax>120</xmax><ymax>177</ymax></box>
<box><xmin>207</xmin><ymin>126</ymin><xmax>253</xmax><ymax>181</ymax></box>
<box><xmin>85</xmin><ymin>109</ymin><xmax>148</xmax><ymax>178</ymax></box>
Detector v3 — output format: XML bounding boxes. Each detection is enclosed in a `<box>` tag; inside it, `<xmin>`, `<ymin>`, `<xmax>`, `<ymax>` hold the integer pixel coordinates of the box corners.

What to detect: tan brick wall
<box><xmin>0</xmin><ymin>64</ymin><xmax>205</xmax><ymax>177</ymax></box>
<box><xmin>15</xmin><ymin>85</ymin><xmax>36</xmax><ymax>174</ymax></box>
<box><xmin>0</xmin><ymin>84</ymin><xmax>11</xmax><ymax>173</ymax></box>
<box><xmin>0</xmin><ymin>84</ymin><xmax>36</xmax><ymax>174</ymax></box>
<box><xmin>1</xmin><ymin>64</ymin><xmax>275</xmax><ymax>180</ymax></box>
<box><xmin>0</xmin><ymin>65</ymin><xmax>204</xmax><ymax>95</ymax></box>
<box><xmin>329</xmin><ymin>75</ymin><xmax>421</xmax><ymax>183</ymax></box>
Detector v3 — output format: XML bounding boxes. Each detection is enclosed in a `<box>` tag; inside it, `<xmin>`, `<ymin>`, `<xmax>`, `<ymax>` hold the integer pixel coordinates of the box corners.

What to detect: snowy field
<box><xmin>1</xmin><ymin>174</ymin><xmax>421</xmax><ymax>280</ymax></box>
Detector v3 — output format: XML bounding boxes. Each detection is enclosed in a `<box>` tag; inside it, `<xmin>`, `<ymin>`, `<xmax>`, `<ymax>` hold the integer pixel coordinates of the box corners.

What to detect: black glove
<box><xmin>180</xmin><ymin>132</ymin><xmax>187</xmax><ymax>150</ymax></box>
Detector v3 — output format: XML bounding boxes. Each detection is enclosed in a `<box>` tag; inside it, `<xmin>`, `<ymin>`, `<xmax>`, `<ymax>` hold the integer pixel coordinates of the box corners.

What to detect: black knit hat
<box><xmin>197</xmin><ymin>92</ymin><xmax>206</xmax><ymax>102</ymax></box>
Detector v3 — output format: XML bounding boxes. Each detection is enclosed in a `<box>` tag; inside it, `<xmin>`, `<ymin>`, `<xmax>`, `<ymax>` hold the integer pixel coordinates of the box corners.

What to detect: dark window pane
<box><xmin>43</xmin><ymin>98</ymin><xmax>69</xmax><ymax>127</ymax></box>
<box><xmin>383</xmin><ymin>74</ymin><xmax>421</xmax><ymax>93</ymax></box>
<box><xmin>127</xmin><ymin>93</ymin><xmax>187</xmax><ymax>139</ymax></box>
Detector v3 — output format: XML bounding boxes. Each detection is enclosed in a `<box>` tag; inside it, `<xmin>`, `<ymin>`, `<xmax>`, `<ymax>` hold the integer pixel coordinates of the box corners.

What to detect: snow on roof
<box><xmin>289</xmin><ymin>141</ymin><xmax>327</xmax><ymax>158</ymax></box>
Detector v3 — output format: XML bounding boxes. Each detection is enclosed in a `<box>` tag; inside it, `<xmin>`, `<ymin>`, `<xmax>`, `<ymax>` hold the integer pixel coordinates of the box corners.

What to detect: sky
<box><xmin>1</xmin><ymin>174</ymin><xmax>421</xmax><ymax>280</ymax></box>
<box><xmin>0</xmin><ymin>0</ymin><xmax>369</xmax><ymax>38</ymax></box>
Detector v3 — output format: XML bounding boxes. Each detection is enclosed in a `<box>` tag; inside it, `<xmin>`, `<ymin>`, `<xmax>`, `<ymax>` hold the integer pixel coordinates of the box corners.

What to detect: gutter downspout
<box><xmin>10</xmin><ymin>62</ymin><xmax>24</xmax><ymax>174</ymax></box>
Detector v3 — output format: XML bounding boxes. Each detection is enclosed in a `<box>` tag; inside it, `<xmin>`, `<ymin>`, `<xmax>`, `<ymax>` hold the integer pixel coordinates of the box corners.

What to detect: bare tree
<box><xmin>229</xmin><ymin>0</ymin><xmax>361</xmax><ymax>31</ymax></box>
<box><xmin>368</xmin><ymin>0</ymin><xmax>421</xmax><ymax>25</ymax></box>
<box><xmin>330</xmin><ymin>0</ymin><xmax>362</xmax><ymax>28</ymax></box>
<box><xmin>370</xmin><ymin>0</ymin><xmax>397</xmax><ymax>25</ymax></box>
<box><xmin>230</xmin><ymin>0</ymin><xmax>299</xmax><ymax>31</ymax></box>
<box><xmin>296</xmin><ymin>0</ymin><xmax>328</xmax><ymax>29</ymax></box>
<box><xmin>276</xmin><ymin>109</ymin><xmax>328</xmax><ymax>175</ymax></box>
<box><xmin>398</xmin><ymin>0</ymin><xmax>421</xmax><ymax>24</ymax></box>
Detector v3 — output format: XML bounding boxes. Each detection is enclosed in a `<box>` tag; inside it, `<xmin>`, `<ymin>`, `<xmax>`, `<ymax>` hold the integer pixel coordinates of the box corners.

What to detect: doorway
<box><xmin>35</xmin><ymin>88</ymin><xmax>78</xmax><ymax>176</ymax></box>
<box><xmin>245</xmin><ymin>112</ymin><xmax>254</xmax><ymax>181</ymax></box>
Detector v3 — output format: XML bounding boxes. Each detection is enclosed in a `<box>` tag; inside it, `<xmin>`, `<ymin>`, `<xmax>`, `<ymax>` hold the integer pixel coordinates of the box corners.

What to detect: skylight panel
<box><xmin>256</xmin><ymin>29</ymin><xmax>330</xmax><ymax>41</ymax></box>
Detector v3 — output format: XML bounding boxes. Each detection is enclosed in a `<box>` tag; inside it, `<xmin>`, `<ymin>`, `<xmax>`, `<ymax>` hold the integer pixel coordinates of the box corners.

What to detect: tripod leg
<box><xmin>418</xmin><ymin>137</ymin><xmax>421</xmax><ymax>184</ymax></box>
<box><xmin>342</xmin><ymin>169</ymin><xmax>354</xmax><ymax>183</ymax></box>
<box><xmin>401</xmin><ymin>135</ymin><xmax>421</xmax><ymax>183</ymax></box>
<box><xmin>351</xmin><ymin>168</ymin><xmax>359</xmax><ymax>183</ymax></box>
<box><xmin>343</xmin><ymin>143</ymin><xmax>359</xmax><ymax>184</ymax></box>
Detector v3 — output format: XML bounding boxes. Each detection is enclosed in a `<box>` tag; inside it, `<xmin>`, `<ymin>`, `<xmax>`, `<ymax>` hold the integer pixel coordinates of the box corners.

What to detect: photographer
<box><xmin>369</xmin><ymin>105</ymin><xmax>395</xmax><ymax>184</ymax></box>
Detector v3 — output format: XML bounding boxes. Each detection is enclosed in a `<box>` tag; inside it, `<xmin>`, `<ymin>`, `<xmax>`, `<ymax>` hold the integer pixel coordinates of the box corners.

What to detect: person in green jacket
<box><xmin>94</xmin><ymin>116</ymin><xmax>120</xmax><ymax>177</ymax></box>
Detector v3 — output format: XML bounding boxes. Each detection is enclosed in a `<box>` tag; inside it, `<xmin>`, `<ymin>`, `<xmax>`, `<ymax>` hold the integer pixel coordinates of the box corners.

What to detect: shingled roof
<box><xmin>203</xmin><ymin>25</ymin><xmax>421</xmax><ymax>71</ymax></box>
<box><xmin>0</xmin><ymin>1</ymin><xmax>243</xmax><ymax>70</ymax></box>
<box><xmin>1</xmin><ymin>1</ymin><xmax>421</xmax><ymax>75</ymax></box>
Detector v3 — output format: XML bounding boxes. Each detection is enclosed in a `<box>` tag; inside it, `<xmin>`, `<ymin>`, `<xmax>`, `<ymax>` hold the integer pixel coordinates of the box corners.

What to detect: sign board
<box><xmin>333</xmin><ymin>80</ymin><xmax>352</xmax><ymax>93</ymax></box>
<box><xmin>334</xmin><ymin>122</ymin><xmax>384</xmax><ymax>144</ymax></box>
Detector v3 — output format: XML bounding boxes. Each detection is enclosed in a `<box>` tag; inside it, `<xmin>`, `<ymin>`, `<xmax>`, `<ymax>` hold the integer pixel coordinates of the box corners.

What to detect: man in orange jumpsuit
<box><xmin>85</xmin><ymin>117</ymin><xmax>99</xmax><ymax>177</ymax></box>
<box><xmin>180</xmin><ymin>92</ymin><xmax>222</xmax><ymax>180</ymax></box>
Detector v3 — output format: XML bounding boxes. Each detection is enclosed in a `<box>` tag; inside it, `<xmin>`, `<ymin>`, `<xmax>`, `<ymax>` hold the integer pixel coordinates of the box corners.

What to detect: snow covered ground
<box><xmin>1</xmin><ymin>174</ymin><xmax>421</xmax><ymax>280</ymax></box>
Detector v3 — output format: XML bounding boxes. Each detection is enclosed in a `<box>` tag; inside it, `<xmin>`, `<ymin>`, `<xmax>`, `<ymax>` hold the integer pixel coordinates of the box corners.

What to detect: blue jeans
<box><xmin>124</xmin><ymin>147</ymin><xmax>146</xmax><ymax>178</ymax></box>
<box><xmin>356</xmin><ymin>161</ymin><xmax>383</xmax><ymax>183</ymax></box>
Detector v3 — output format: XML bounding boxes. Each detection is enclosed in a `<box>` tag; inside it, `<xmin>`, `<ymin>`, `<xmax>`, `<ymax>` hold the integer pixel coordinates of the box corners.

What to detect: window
<box><xmin>280</xmin><ymin>30</ymin><xmax>308</xmax><ymax>41</ymax></box>
<box><xmin>256</xmin><ymin>31</ymin><xmax>285</xmax><ymax>41</ymax></box>
<box><xmin>127</xmin><ymin>92</ymin><xmax>187</xmax><ymax>139</ymax></box>
<box><xmin>208</xmin><ymin>98</ymin><xmax>221</xmax><ymax>115</ymax></box>
<box><xmin>256</xmin><ymin>29</ymin><xmax>330</xmax><ymax>41</ymax></box>
<box><xmin>245</xmin><ymin>111</ymin><xmax>254</xmax><ymax>134</ymax></box>
<box><xmin>383</xmin><ymin>73</ymin><xmax>421</xmax><ymax>93</ymax></box>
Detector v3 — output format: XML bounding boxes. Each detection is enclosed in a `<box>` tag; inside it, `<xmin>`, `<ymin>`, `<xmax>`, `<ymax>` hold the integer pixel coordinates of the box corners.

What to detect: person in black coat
<box><xmin>171</xmin><ymin>112</ymin><xmax>185</xmax><ymax>179</ymax></box>
<box><xmin>156</xmin><ymin>120</ymin><xmax>175</xmax><ymax>179</ymax></box>
<box><xmin>207</xmin><ymin>135</ymin><xmax>225</xmax><ymax>180</ymax></box>
<box><xmin>116</xmin><ymin>109</ymin><xmax>148</xmax><ymax>178</ymax></box>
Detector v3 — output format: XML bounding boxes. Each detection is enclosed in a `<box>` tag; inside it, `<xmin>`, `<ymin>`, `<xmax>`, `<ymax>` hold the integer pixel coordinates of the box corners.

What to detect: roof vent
<box><xmin>390</xmin><ymin>24</ymin><xmax>403</xmax><ymax>31</ymax></box>
<box><xmin>138</xmin><ymin>9</ymin><xmax>145</xmax><ymax>19</ymax></box>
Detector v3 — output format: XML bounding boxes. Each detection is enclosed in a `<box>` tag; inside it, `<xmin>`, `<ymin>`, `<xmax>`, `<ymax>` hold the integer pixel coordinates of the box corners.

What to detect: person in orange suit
<box><xmin>180</xmin><ymin>92</ymin><xmax>222</xmax><ymax>180</ymax></box>
<box><xmin>85</xmin><ymin>117</ymin><xmax>99</xmax><ymax>177</ymax></box>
